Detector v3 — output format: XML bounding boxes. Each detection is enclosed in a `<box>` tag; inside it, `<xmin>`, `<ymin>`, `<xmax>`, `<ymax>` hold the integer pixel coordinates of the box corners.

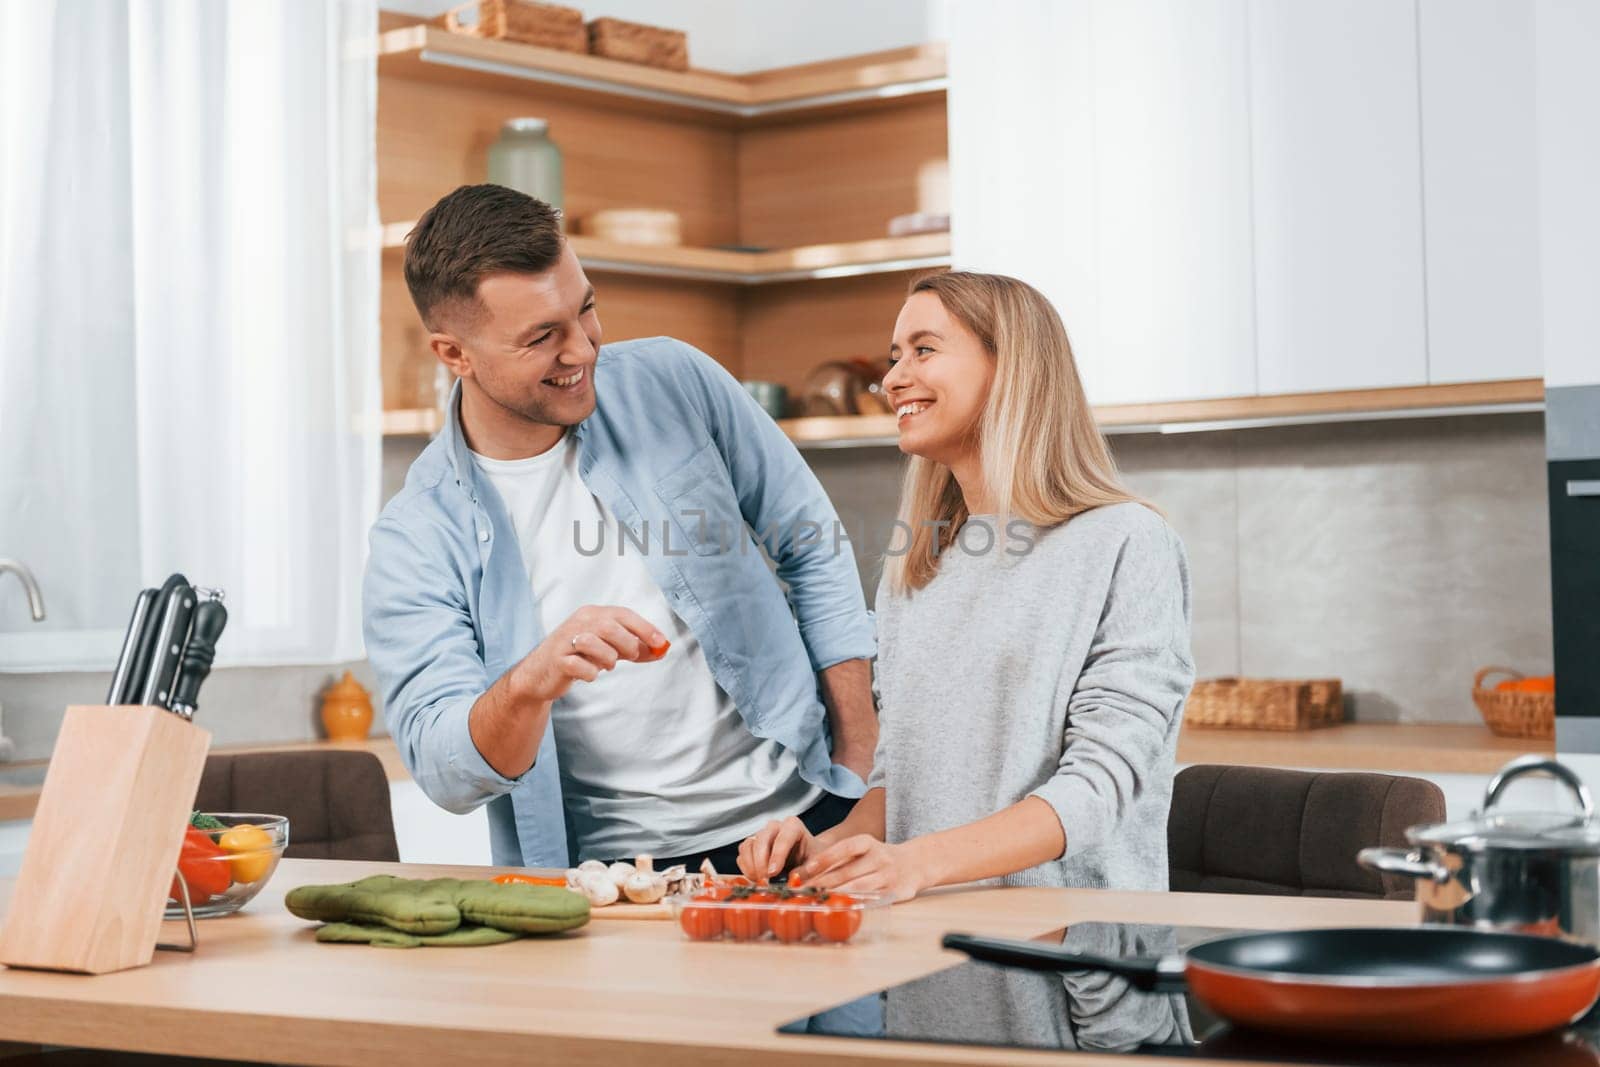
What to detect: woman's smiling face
<box><xmin>883</xmin><ymin>290</ymin><xmax>995</xmax><ymax>466</ymax></box>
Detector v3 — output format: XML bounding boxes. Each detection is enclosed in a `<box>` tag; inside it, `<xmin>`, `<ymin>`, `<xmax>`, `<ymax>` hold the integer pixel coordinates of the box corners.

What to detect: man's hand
<box><xmin>513</xmin><ymin>605</ymin><xmax>668</xmax><ymax>703</ymax></box>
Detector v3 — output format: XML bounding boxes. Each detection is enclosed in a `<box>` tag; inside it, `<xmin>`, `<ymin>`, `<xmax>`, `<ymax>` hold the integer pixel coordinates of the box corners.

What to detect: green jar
<box><xmin>486</xmin><ymin>118</ymin><xmax>564</xmax><ymax>216</ymax></box>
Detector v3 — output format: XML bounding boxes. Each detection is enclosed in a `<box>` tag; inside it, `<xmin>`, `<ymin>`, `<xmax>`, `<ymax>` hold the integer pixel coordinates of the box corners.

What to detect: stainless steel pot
<box><xmin>1359</xmin><ymin>755</ymin><xmax>1600</xmax><ymax>945</ymax></box>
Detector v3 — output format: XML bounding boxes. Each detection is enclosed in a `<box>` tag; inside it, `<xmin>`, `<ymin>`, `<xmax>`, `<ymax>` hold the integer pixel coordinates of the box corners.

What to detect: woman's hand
<box><xmin>796</xmin><ymin>834</ymin><xmax>930</xmax><ymax>902</ymax></box>
<box><xmin>737</xmin><ymin>816</ymin><xmax>818</xmax><ymax>882</ymax></box>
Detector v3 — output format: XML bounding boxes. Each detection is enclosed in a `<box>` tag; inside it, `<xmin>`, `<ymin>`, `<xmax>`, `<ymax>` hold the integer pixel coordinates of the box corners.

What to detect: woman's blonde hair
<box><xmin>885</xmin><ymin>271</ymin><xmax>1144</xmax><ymax>595</ymax></box>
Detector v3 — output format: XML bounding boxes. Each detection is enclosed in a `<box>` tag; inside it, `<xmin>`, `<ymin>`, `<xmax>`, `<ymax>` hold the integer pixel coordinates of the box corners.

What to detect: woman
<box><xmin>737</xmin><ymin>271</ymin><xmax>1194</xmax><ymax>899</ymax></box>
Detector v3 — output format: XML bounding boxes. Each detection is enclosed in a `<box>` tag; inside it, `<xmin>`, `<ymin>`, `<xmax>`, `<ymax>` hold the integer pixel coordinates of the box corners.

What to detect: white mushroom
<box><xmin>623</xmin><ymin>854</ymin><xmax>667</xmax><ymax>904</ymax></box>
<box><xmin>577</xmin><ymin>859</ymin><xmax>608</xmax><ymax>875</ymax></box>
<box><xmin>607</xmin><ymin>860</ymin><xmax>635</xmax><ymax>890</ymax></box>
<box><xmin>577</xmin><ymin>869</ymin><xmax>619</xmax><ymax>907</ymax></box>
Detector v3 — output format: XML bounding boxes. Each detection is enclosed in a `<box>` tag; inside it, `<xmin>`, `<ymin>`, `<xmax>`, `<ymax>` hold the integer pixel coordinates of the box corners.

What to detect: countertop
<box><xmin>0</xmin><ymin>857</ymin><xmax>1418</xmax><ymax>1066</ymax></box>
<box><xmin>0</xmin><ymin>723</ymin><xmax>1548</xmax><ymax>823</ymax></box>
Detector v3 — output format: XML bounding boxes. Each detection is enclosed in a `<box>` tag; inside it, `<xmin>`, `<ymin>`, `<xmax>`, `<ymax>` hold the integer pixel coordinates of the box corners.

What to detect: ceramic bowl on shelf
<box><xmin>165</xmin><ymin>813</ymin><xmax>290</xmax><ymax>920</ymax></box>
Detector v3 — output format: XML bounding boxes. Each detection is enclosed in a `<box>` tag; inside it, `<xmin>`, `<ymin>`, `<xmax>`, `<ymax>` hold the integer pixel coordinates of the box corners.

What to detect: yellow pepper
<box><xmin>218</xmin><ymin>824</ymin><xmax>275</xmax><ymax>884</ymax></box>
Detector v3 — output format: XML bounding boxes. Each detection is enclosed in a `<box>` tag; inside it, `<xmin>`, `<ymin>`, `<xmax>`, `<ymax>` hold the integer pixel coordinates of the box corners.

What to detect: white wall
<box><xmin>382</xmin><ymin>0</ymin><xmax>942</xmax><ymax>72</ymax></box>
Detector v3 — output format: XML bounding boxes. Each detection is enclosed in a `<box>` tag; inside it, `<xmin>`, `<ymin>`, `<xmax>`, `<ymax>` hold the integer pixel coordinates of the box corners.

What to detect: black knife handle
<box><xmin>170</xmin><ymin>600</ymin><xmax>227</xmax><ymax>715</ymax></box>
<box><xmin>107</xmin><ymin>588</ymin><xmax>157</xmax><ymax>704</ymax></box>
<box><xmin>940</xmin><ymin>933</ymin><xmax>1186</xmax><ymax>993</ymax></box>
<box><xmin>126</xmin><ymin>573</ymin><xmax>188</xmax><ymax>705</ymax></box>
<box><xmin>138</xmin><ymin>583</ymin><xmax>197</xmax><ymax>708</ymax></box>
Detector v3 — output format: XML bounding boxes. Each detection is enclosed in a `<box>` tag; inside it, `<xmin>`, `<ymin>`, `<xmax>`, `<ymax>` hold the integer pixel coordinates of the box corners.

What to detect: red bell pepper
<box><xmin>169</xmin><ymin>826</ymin><xmax>232</xmax><ymax>903</ymax></box>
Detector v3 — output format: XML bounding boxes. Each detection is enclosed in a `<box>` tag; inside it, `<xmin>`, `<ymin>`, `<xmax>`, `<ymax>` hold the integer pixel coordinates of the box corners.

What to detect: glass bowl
<box><xmin>164</xmin><ymin>813</ymin><xmax>290</xmax><ymax>919</ymax></box>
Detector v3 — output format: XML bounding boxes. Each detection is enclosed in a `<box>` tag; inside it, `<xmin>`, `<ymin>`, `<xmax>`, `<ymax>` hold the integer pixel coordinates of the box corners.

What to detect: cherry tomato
<box><xmin>770</xmin><ymin>902</ymin><xmax>813</xmax><ymax>943</ymax></box>
<box><xmin>813</xmin><ymin>894</ymin><xmax>863</xmax><ymax>943</ymax></box>
<box><xmin>679</xmin><ymin>902</ymin><xmax>723</xmax><ymax>941</ymax></box>
<box><xmin>786</xmin><ymin>870</ymin><xmax>805</xmax><ymax>889</ymax></box>
<box><xmin>729</xmin><ymin>895</ymin><xmax>771</xmax><ymax>947</ymax></box>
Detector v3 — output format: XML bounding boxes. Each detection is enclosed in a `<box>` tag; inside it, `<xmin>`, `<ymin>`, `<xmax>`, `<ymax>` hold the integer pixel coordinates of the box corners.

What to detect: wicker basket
<box><xmin>587</xmin><ymin>16</ymin><xmax>689</xmax><ymax>71</ymax></box>
<box><xmin>1472</xmin><ymin>666</ymin><xmax>1555</xmax><ymax>740</ymax></box>
<box><xmin>1187</xmin><ymin>677</ymin><xmax>1344</xmax><ymax>731</ymax></box>
<box><xmin>437</xmin><ymin>0</ymin><xmax>587</xmax><ymax>53</ymax></box>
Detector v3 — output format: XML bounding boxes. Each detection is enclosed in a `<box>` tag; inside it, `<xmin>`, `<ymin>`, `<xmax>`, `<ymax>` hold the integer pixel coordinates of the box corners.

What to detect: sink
<box><xmin>0</xmin><ymin>764</ymin><xmax>47</xmax><ymax>789</ymax></box>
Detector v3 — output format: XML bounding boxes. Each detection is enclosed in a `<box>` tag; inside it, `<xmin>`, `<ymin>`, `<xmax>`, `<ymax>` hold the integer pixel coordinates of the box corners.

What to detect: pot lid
<box><xmin>1408</xmin><ymin>810</ymin><xmax>1600</xmax><ymax>854</ymax></box>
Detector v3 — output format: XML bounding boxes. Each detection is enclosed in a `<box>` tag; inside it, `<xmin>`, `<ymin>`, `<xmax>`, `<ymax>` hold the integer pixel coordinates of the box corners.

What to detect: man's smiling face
<box><xmin>446</xmin><ymin>242</ymin><xmax>602</xmax><ymax>428</ymax></box>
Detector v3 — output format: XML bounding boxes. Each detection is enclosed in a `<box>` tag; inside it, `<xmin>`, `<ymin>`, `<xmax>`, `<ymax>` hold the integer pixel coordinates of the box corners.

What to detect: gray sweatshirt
<box><xmin>868</xmin><ymin>502</ymin><xmax>1194</xmax><ymax>891</ymax></box>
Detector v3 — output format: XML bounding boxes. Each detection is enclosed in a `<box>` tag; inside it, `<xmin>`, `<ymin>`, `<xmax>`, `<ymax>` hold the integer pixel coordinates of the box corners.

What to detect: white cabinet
<box><xmin>950</xmin><ymin>0</ymin><xmax>1563</xmax><ymax>404</ymax></box>
<box><xmin>1534</xmin><ymin>0</ymin><xmax>1600</xmax><ymax>390</ymax></box>
<box><xmin>1083</xmin><ymin>0</ymin><xmax>1257</xmax><ymax>405</ymax></box>
<box><xmin>1248</xmin><ymin>0</ymin><xmax>1427</xmax><ymax>394</ymax></box>
<box><xmin>948</xmin><ymin>0</ymin><xmax>1256</xmax><ymax>407</ymax></box>
<box><xmin>1418</xmin><ymin>0</ymin><xmax>1542</xmax><ymax>384</ymax></box>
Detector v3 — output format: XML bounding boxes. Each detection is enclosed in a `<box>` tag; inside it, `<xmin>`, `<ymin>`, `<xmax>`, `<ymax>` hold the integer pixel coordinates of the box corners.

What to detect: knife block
<box><xmin>0</xmin><ymin>705</ymin><xmax>210</xmax><ymax>974</ymax></box>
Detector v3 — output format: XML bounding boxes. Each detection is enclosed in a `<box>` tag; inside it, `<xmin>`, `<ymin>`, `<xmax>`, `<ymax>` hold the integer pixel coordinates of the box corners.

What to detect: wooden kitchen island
<box><xmin>0</xmin><ymin>858</ymin><xmax>1418</xmax><ymax>1066</ymax></box>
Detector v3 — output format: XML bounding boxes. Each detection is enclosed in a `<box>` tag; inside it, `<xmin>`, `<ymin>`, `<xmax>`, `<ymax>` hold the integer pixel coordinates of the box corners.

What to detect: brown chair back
<box><xmin>1168</xmin><ymin>763</ymin><xmax>1445</xmax><ymax>899</ymax></box>
<box><xmin>193</xmin><ymin>750</ymin><xmax>399</xmax><ymax>862</ymax></box>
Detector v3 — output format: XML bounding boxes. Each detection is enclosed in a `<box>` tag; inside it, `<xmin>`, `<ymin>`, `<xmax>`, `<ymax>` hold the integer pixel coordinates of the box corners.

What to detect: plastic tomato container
<box><xmin>666</xmin><ymin>887</ymin><xmax>890</xmax><ymax>945</ymax></box>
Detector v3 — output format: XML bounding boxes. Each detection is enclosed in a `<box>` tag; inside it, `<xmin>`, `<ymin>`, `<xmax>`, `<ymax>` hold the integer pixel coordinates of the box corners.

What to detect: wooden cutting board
<box><xmin>589</xmin><ymin>900</ymin><xmax>672</xmax><ymax>921</ymax></box>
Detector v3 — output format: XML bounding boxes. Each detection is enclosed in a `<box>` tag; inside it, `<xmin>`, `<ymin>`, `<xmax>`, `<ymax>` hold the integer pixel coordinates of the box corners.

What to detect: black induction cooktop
<box><xmin>780</xmin><ymin>922</ymin><xmax>1600</xmax><ymax>1066</ymax></box>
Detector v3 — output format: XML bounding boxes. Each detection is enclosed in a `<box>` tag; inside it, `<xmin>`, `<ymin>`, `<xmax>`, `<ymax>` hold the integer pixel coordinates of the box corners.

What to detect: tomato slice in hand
<box><xmin>640</xmin><ymin>638</ymin><xmax>671</xmax><ymax>662</ymax></box>
<box><xmin>813</xmin><ymin>895</ymin><xmax>863</xmax><ymax>943</ymax></box>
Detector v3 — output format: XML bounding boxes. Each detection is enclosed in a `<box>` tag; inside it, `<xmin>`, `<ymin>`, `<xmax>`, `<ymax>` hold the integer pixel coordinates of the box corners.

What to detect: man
<box><xmin>363</xmin><ymin>184</ymin><xmax>877</xmax><ymax>871</ymax></box>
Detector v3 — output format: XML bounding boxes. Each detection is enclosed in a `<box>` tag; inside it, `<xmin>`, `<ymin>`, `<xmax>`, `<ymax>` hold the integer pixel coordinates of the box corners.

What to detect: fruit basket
<box><xmin>1472</xmin><ymin>667</ymin><xmax>1555</xmax><ymax>740</ymax></box>
<box><xmin>667</xmin><ymin>883</ymin><xmax>889</xmax><ymax>945</ymax></box>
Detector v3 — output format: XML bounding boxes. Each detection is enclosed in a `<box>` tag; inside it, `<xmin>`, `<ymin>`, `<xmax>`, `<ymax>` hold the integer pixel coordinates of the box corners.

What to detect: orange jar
<box><xmin>320</xmin><ymin>671</ymin><xmax>373</xmax><ymax>741</ymax></box>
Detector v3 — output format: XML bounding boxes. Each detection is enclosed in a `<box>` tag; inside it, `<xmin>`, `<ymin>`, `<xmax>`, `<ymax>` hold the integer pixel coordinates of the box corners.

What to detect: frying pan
<box><xmin>943</xmin><ymin>927</ymin><xmax>1600</xmax><ymax>1044</ymax></box>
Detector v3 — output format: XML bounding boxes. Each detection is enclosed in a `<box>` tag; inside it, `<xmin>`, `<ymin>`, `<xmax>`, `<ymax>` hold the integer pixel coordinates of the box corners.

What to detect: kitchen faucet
<box><xmin>0</xmin><ymin>559</ymin><xmax>46</xmax><ymax>621</ymax></box>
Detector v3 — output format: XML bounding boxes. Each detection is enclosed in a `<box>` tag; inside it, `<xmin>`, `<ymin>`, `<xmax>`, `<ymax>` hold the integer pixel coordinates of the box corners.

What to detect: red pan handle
<box><xmin>942</xmin><ymin>933</ymin><xmax>1188</xmax><ymax>993</ymax></box>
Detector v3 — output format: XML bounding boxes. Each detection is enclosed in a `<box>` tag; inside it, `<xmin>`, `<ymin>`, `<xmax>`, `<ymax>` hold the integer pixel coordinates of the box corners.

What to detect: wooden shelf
<box><xmin>382</xmin><ymin>408</ymin><xmax>443</xmax><ymax>437</ymax></box>
<box><xmin>381</xmin><ymin>225</ymin><xmax>950</xmax><ymax>285</ymax></box>
<box><xmin>779</xmin><ymin>378</ymin><xmax>1546</xmax><ymax>447</ymax></box>
<box><xmin>376</xmin><ymin>25</ymin><xmax>947</xmax><ymax>122</ymax></box>
<box><xmin>388</xmin><ymin>379</ymin><xmax>1544</xmax><ymax>442</ymax></box>
<box><xmin>1177</xmin><ymin>722</ymin><xmax>1550</xmax><ymax>776</ymax></box>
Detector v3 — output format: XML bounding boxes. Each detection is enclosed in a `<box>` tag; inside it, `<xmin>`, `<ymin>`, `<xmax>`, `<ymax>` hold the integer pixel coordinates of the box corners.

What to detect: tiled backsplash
<box><xmin>808</xmin><ymin>412</ymin><xmax>1552</xmax><ymax>725</ymax></box>
<box><xmin>0</xmin><ymin>412</ymin><xmax>1550</xmax><ymax>760</ymax></box>
<box><xmin>0</xmin><ymin>662</ymin><xmax>381</xmax><ymax>762</ymax></box>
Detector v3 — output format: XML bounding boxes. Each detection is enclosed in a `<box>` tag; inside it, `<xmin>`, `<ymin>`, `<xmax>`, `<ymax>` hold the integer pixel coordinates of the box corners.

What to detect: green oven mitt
<box><xmin>285</xmin><ymin>875</ymin><xmax>589</xmax><ymax>936</ymax></box>
<box><xmin>314</xmin><ymin>921</ymin><xmax>524</xmax><ymax>948</ymax></box>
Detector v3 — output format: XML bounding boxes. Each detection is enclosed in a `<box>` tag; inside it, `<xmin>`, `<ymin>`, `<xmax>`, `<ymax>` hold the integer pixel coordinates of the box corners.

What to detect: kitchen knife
<box><xmin>137</xmin><ymin>579</ymin><xmax>197</xmax><ymax>709</ymax></box>
<box><xmin>169</xmin><ymin>598</ymin><xmax>227</xmax><ymax>719</ymax></box>
<box><xmin>105</xmin><ymin>588</ymin><xmax>157</xmax><ymax>704</ymax></box>
<box><xmin>123</xmin><ymin>573</ymin><xmax>189</xmax><ymax>705</ymax></box>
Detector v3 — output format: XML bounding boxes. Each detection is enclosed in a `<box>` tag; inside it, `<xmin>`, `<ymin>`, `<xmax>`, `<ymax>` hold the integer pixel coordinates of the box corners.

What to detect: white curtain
<box><xmin>0</xmin><ymin>0</ymin><xmax>380</xmax><ymax>670</ymax></box>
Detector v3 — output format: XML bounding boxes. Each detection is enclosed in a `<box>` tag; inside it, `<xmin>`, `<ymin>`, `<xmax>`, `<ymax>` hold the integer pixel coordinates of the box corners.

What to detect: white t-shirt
<box><xmin>471</xmin><ymin>433</ymin><xmax>819</xmax><ymax>861</ymax></box>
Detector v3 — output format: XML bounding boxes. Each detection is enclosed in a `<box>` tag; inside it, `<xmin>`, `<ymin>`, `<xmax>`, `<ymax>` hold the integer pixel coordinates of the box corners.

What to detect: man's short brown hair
<box><xmin>403</xmin><ymin>184</ymin><xmax>563</xmax><ymax>331</ymax></box>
